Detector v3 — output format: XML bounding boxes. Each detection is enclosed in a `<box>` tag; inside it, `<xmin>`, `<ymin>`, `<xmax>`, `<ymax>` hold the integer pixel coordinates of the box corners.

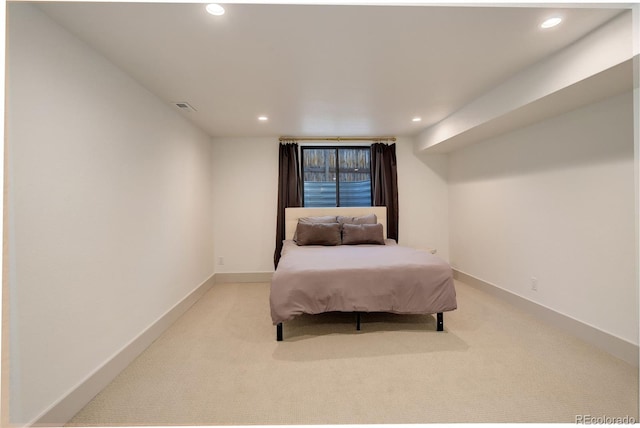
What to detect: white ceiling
<box><xmin>36</xmin><ymin>2</ymin><xmax>626</xmax><ymax>138</ymax></box>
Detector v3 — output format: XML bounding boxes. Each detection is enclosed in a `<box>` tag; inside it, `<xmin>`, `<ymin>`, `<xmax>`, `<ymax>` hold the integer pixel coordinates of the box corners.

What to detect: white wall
<box><xmin>212</xmin><ymin>137</ymin><xmax>279</xmax><ymax>273</ymax></box>
<box><xmin>211</xmin><ymin>136</ymin><xmax>450</xmax><ymax>273</ymax></box>
<box><xmin>397</xmin><ymin>138</ymin><xmax>449</xmax><ymax>259</ymax></box>
<box><xmin>448</xmin><ymin>91</ymin><xmax>637</xmax><ymax>345</ymax></box>
<box><xmin>6</xmin><ymin>4</ymin><xmax>214</xmax><ymax>424</ymax></box>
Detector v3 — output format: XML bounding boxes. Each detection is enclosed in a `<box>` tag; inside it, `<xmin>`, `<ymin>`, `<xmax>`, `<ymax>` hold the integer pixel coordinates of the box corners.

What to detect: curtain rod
<box><xmin>279</xmin><ymin>136</ymin><xmax>396</xmax><ymax>142</ymax></box>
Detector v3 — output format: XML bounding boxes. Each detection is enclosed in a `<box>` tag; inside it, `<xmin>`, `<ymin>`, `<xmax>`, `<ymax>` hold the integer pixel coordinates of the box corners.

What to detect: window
<box><xmin>301</xmin><ymin>146</ymin><xmax>372</xmax><ymax>207</ymax></box>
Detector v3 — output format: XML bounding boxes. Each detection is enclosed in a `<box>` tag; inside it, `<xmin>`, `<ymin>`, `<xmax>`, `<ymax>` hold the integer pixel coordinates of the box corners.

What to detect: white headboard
<box><xmin>285</xmin><ymin>206</ymin><xmax>387</xmax><ymax>240</ymax></box>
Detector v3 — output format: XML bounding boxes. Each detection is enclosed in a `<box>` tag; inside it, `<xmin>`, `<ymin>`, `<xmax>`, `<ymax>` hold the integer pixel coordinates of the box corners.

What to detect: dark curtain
<box><xmin>274</xmin><ymin>142</ymin><xmax>302</xmax><ymax>268</ymax></box>
<box><xmin>371</xmin><ymin>143</ymin><xmax>399</xmax><ymax>242</ymax></box>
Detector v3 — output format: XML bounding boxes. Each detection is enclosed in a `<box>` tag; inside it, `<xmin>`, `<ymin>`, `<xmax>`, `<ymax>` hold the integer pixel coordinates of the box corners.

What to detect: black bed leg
<box><xmin>356</xmin><ymin>312</ymin><xmax>361</xmax><ymax>331</ymax></box>
<box><xmin>436</xmin><ymin>312</ymin><xmax>444</xmax><ymax>331</ymax></box>
<box><xmin>276</xmin><ymin>323</ymin><xmax>283</xmax><ymax>341</ymax></box>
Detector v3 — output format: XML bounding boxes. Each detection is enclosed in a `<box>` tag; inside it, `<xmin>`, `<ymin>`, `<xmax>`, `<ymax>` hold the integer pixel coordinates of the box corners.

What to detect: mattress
<box><xmin>270</xmin><ymin>240</ymin><xmax>457</xmax><ymax>325</ymax></box>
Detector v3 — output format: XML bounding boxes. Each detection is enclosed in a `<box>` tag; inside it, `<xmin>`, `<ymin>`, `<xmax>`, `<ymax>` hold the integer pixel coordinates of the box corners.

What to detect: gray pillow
<box><xmin>337</xmin><ymin>213</ymin><xmax>377</xmax><ymax>226</ymax></box>
<box><xmin>300</xmin><ymin>215</ymin><xmax>338</xmax><ymax>224</ymax></box>
<box><xmin>295</xmin><ymin>222</ymin><xmax>342</xmax><ymax>246</ymax></box>
<box><xmin>293</xmin><ymin>216</ymin><xmax>338</xmax><ymax>241</ymax></box>
<box><xmin>341</xmin><ymin>223</ymin><xmax>385</xmax><ymax>245</ymax></box>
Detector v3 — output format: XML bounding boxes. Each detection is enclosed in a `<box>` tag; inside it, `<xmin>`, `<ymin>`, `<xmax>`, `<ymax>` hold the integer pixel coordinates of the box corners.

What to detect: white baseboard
<box><xmin>453</xmin><ymin>269</ymin><xmax>639</xmax><ymax>367</ymax></box>
<box><xmin>30</xmin><ymin>274</ymin><xmax>216</xmax><ymax>427</ymax></box>
<box><xmin>214</xmin><ymin>271</ymin><xmax>273</xmax><ymax>284</ymax></box>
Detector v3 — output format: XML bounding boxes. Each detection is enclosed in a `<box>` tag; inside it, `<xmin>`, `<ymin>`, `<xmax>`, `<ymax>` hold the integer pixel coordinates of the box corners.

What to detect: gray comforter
<box><xmin>270</xmin><ymin>240</ymin><xmax>457</xmax><ymax>324</ymax></box>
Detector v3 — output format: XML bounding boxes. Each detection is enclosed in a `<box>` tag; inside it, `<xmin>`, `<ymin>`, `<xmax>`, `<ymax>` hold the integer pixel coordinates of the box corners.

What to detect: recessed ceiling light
<box><xmin>258</xmin><ymin>116</ymin><xmax>268</xmax><ymax>121</ymax></box>
<box><xmin>205</xmin><ymin>4</ymin><xmax>225</xmax><ymax>16</ymax></box>
<box><xmin>540</xmin><ymin>17</ymin><xmax>562</xmax><ymax>29</ymax></box>
<box><xmin>412</xmin><ymin>117</ymin><xmax>422</xmax><ymax>122</ymax></box>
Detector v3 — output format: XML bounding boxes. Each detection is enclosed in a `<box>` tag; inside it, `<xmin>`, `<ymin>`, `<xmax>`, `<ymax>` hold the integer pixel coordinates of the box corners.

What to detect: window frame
<box><xmin>300</xmin><ymin>145</ymin><xmax>373</xmax><ymax>208</ymax></box>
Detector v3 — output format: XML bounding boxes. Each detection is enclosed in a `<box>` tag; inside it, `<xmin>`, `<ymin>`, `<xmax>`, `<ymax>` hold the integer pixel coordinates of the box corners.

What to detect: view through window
<box><xmin>301</xmin><ymin>146</ymin><xmax>372</xmax><ymax>207</ymax></box>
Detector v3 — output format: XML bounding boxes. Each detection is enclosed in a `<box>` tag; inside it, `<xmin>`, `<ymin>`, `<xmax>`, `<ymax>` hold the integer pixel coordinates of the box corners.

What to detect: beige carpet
<box><xmin>66</xmin><ymin>280</ymin><xmax>638</xmax><ymax>425</ymax></box>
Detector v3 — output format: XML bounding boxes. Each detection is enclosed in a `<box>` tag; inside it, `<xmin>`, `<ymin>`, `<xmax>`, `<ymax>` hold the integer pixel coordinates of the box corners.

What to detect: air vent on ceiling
<box><xmin>173</xmin><ymin>101</ymin><xmax>197</xmax><ymax>113</ymax></box>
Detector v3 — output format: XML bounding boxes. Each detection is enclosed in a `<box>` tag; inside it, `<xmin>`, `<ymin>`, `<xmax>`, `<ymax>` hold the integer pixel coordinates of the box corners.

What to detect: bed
<box><xmin>270</xmin><ymin>207</ymin><xmax>457</xmax><ymax>341</ymax></box>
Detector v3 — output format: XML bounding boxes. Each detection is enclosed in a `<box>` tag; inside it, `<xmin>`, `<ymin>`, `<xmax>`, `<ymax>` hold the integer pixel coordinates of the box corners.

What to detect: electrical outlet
<box><xmin>218</xmin><ymin>257</ymin><xmax>224</xmax><ymax>266</ymax></box>
<box><xmin>531</xmin><ymin>276</ymin><xmax>538</xmax><ymax>291</ymax></box>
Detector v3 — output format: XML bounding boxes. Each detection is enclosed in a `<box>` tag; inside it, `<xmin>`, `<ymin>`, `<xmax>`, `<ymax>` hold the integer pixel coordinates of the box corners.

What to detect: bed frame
<box><xmin>276</xmin><ymin>312</ymin><xmax>443</xmax><ymax>341</ymax></box>
<box><xmin>275</xmin><ymin>206</ymin><xmax>445</xmax><ymax>341</ymax></box>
